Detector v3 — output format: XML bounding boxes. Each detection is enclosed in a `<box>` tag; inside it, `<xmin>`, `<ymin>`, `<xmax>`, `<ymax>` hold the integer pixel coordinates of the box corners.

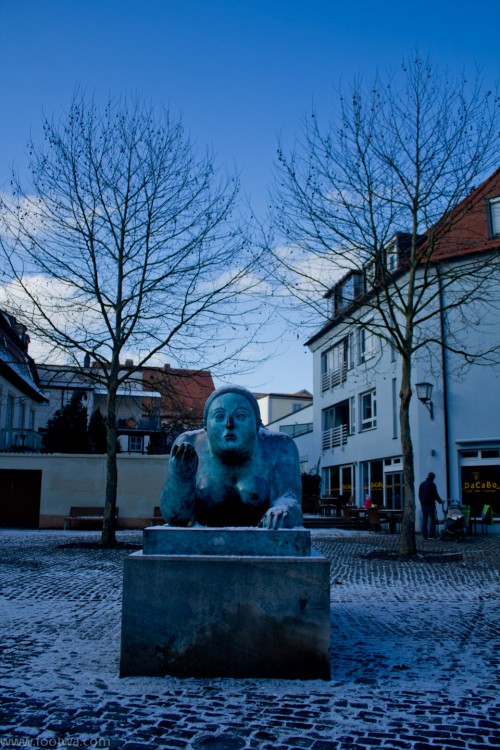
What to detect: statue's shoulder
<box><xmin>257</xmin><ymin>428</ymin><xmax>299</xmax><ymax>456</ymax></box>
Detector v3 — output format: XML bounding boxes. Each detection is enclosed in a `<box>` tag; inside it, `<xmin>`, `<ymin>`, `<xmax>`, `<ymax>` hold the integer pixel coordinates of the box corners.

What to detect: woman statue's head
<box><xmin>204</xmin><ymin>386</ymin><xmax>262</xmax><ymax>463</ymax></box>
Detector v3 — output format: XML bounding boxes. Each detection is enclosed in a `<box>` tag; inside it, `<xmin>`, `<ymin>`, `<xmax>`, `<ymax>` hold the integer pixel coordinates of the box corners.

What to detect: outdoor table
<box><xmin>380</xmin><ymin>509</ymin><xmax>403</xmax><ymax>533</ymax></box>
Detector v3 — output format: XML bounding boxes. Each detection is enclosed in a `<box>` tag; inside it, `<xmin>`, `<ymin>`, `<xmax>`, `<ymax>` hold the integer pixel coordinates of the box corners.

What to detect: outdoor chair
<box><xmin>319</xmin><ymin>498</ymin><xmax>336</xmax><ymax>517</ymax></box>
<box><xmin>341</xmin><ymin>505</ymin><xmax>359</xmax><ymax>529</ymax></box>
<box><xmin>367</xmin><ymin>506</ymin><xmax>390</xmax><ymax>533</ymax></box>
<box><xmin>470</xmin><ymin>504</ymin><xmax>493</xmax><ymax>535</ymax></box>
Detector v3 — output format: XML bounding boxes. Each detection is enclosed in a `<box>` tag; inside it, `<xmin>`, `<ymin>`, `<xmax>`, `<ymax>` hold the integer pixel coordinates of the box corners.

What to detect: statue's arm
<box><xmin>160</xmin><ymin>438</ymin><xmax>198</xmax><ymax>526</ymax></box>
<box><xmin>259</xmin><ymin>432</ymin><xmax>303</xmax><ymax>529</ymax></box>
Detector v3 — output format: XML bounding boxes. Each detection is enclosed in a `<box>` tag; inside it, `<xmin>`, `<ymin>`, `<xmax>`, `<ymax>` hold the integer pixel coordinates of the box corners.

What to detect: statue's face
<box><xmin>206</xmin><ymin>392</ymin><xmax>258</xmax><ymax>461</ymax></box>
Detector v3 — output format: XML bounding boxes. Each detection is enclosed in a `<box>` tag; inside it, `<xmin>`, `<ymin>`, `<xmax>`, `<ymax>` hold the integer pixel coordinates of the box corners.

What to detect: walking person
<box><xmin>418</xmin><ymin>472</ymin><xmax>443</xmax><ymax>539</ymax></box>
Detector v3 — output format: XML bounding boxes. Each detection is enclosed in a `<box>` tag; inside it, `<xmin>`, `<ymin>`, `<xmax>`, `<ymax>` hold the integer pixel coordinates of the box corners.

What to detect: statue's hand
<box><xmin>258</xmin><ymin>506</ymin><xmax>289</xmax><ymax>530</ymax></box>
<box><xmin>171</xmin><ymin>442</ymin><xmax>198</xmax><ymax>479</ymax></box>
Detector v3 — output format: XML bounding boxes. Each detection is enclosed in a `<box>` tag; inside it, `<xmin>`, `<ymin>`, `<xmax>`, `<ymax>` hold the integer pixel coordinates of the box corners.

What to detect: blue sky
<box><xmin>1</xmin><ymin>0</ymin><xmax>498</xmax><ymax>392</ymax></box>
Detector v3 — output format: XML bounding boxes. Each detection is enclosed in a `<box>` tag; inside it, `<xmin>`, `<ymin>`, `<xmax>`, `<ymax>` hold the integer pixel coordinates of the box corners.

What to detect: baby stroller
<box><xmin>440</xmin><ymin>499</ymin><xmax>466</xmax><ymax>541</ymax></box>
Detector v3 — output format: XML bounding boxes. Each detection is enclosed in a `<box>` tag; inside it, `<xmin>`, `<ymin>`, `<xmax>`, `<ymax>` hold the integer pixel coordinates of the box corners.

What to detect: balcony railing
<box><xmin>0</xmin><ymin>428</ymin><xmax>43</xmax><ymax>452</ymax></box>
<box><xmin>279</xmin><ymin>423</ymin><xmax>313</xmax><ymax>438</ymax></box>
<box><xmin>322</xmin><ymin>424</ymin><xmax>348</xmax><ymax>451</ymax></box>
<box><xmin>321</xmin><ymin>363</ymin><xmax>347</xmax><ymax>392</ymax></box>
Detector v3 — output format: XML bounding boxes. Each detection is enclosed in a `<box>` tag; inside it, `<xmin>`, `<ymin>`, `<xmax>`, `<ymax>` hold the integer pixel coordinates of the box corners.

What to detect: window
<box><xmin>321</xmin><ymin>337</ymin><xmax>350</xmax><ymax>391</ymax></box>
<box><xmin>291</xmin><ymin>403</ymin><xmax>303</xmax><ymax>413</ymax></box>
<box><xmin>361</xmin><ymin>459</ymin><xmax>383</xmax><ymax>505</ymax></box>
<box><xmin>322</xmin><ymin>400</ymin><xmax>350</xmax><ymax>449</ymax></box>
<box><xmin>387</xmin><ymin>247</ymin><xmax>398</xmax><ymax>272</ymax></box>
<box><xmin>359</xmin><ymin>324</ymin><xmax>375</xmax><ymax>363</ymax></box>
<box><xmin>365</xmin><ymin>261</ymin><xmax>375</xmax><ymax>289</ymax></box>
<box><xmin>29</xmin><ymin>409</ymin><xmax>35</xmax><ymax>430</ymax></box>
<box><xmin>482</xmin><ymin>450</ymin><xmax>500</xmax><ymax>459</ymax></box>
<box><xmin>350</xmin><ymin>395</ymin><xmax>355</xmax><ymax>434</ymax></box>
<box><xmin>360</xmin><ymin>389</ymin><xmax>377</xmax><ymax>430</ymax></box>
<box><xmin>322</xmin><ymin>464</ymin><xmax>354</xmax><ymax>501</ymax></box>
<box><xmin>392</xmin><ymin>378</ymin><xmax>398</xmax><ymax>439</ymax></box>
<box><xmin>487</xmin><ymin>197</ymin><xmax>500</xmax><ymax>237</ymax></box>
<box><xmin>6</xmin><ymin>393</ymin><xmax>14</xmax><ymax>428</ymax></box>
<box><xmin>18</xmin><ymin>401</ymin><xmax>26</xmax><ymax>429</ymax></box>
<box><xmin>334</xmin><ymin>272</ymin><xmax>362</xmax><ymax>312</ymax></box>
<box><xmin>461</xmin><ymin>463</ymin><xmax>500</xmax><ymax>517</ymax></box>
<box><xmin>128</xmin><ymin>435</ymin><xmax>144</xmax><ymax>453</ymax></box>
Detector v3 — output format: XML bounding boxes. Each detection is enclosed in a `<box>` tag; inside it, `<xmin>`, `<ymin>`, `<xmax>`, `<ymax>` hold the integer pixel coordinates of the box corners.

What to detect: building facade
<box><xmin>265</xmin><ymin>402</ymin><xmax>315</xmax><ymax>473</ymax></box>
<box><xmin>37</xmin><ymin>362</ymin><xmax>215</xmax><ymax>454</ymax></box>
<box><xmin>306</xmin><ymin>169</ymin><xmax>500</xmax><ymax>527</ymax></box>
<box><xmin>0</xmin><ymin>310</ymin><xmax>46</xmax><ymax>452</ymax></box>
<box><xmin>255</xmin><ymin>391</ymin><xmax>313</xmax><ymax>427</ymax></box>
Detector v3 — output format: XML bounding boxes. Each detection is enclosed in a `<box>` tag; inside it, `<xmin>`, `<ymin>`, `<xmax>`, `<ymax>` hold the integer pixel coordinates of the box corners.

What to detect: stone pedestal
<box><xmin>120</xmin><ymin>527</ymin><xmax>330</xmax><ymax>680</ymax></box>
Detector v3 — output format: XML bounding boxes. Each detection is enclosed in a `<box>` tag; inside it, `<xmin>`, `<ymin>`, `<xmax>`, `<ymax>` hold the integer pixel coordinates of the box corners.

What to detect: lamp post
<box><xmin>415</xmin><ymin>382</ymin><xmax>434</xmax><ymax>419</ymax></box>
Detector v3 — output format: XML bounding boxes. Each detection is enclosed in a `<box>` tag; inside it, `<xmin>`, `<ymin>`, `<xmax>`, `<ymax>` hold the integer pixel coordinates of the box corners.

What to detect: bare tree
<box><xmin>0</xmin><ymin>94</ymin><xmax>265</xmax><ymax>545</ymax></box>
<box><xmin>271</xmin><ymin>56</ymin><xmax>499</xmax><ymax>555</ymax></box>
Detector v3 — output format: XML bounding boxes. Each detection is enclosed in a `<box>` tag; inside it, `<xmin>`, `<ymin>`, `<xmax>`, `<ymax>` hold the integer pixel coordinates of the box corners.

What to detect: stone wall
<box><xmin>0</xmin><ymin>452</ymin><xmax>169</xmax><ymax>528</ymax></box>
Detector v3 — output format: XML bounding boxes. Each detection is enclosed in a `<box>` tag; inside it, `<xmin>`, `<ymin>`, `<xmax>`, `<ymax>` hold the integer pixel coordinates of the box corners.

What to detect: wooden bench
<box><xmin>64</xmin><ymin>506</ymin><xmax>119</xmax><ymax>530</ymax></box>
<box><xmin>150</xmin><ymin>506</ymin><xmax>165</xmax><ymax>526</ymax></box>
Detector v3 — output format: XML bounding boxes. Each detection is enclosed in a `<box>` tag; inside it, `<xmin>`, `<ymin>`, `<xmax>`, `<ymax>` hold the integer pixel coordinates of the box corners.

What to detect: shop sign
<box><xmin>461</xmin><ymin>465</ymin><xmax>500</xmax><ymax>502</ymax></box>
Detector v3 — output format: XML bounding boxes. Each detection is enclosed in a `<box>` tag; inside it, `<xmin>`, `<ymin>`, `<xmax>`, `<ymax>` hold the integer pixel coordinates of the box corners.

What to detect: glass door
<box><xmin>385</xmin><ymin>471</ymin><xmax>403</xmax><ymax>509</ymax></box>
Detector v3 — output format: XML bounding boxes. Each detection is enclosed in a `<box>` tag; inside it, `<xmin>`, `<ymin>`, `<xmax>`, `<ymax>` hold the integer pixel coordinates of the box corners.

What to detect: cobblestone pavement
<box><xmin>0</xmin><ymin>528</ymin><xmax>499</xmax><ymax>750</ymax></box>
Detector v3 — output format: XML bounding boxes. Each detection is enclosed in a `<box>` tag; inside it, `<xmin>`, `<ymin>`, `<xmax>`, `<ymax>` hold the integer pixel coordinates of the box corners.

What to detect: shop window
<box><xmin>322</xmin><ymin>464</ymin><xmax>354</xmax><ymax>502</ymax></box>
<box><xmin>461</xmin><ymin>463</ymin><xmax>500</xmax><ymax>517</ymax></box>
<box><xmin>361</xmin><ymin>459</ymin><xmax>383</xmax><ymax>505</ymax></box>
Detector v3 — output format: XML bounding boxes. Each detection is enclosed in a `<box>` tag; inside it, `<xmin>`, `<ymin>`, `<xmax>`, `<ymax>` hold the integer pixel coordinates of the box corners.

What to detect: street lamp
<box><xmin>415</xmin><ymin>382</ymin><xmax>434</xmax><ymax>419</ymax></box>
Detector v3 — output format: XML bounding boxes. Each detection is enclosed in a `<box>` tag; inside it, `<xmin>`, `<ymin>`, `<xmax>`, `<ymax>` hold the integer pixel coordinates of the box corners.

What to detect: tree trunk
<box><xmin>398</xmin><ymin>353</ymin><xmax>417</xmax><ymax>556</ymax></box>
<box><xmin>101</xmin><ymin>380</ymin><xmax>118</xmax><ymax>546</ymax></box>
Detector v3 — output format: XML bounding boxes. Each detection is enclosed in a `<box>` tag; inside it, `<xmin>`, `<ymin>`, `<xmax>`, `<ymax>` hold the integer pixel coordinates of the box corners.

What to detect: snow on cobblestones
<box><xmin>0</xmin><ymin>528</ymin><xmax>499</xmax><ymax>749</ymax></box>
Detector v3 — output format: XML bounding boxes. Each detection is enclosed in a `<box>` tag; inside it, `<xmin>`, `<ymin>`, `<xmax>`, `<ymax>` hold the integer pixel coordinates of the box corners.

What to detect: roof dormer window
<box><xmin>334</xmin><ymin>272</ymin><xmax>362</xmax><ymax>313</ymax></box>
<box><xmin>487</xmin><ymin>197</ymin><xmax>500</xmax><ymax>238</ymax></box>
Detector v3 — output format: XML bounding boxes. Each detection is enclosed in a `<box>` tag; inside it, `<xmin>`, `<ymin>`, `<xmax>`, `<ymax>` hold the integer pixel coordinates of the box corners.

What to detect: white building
<box><xmin>265</xmin><ymin>402</ymin><xmax>315</xmax><ymax>474</ymax></box>
<box><xmin>255</xmin><ymin>390</ymin><xmax>312</xmax><ymax>427</ymax></box>
<box><xmin>37</xmin><ymin>363</ymin><xmax>162</xmax><ymax>454</ymax></box>
<box><xmin>306</xmin><ymin>169</ymin><xmax>500</xmax><ymax>529</ymax></box>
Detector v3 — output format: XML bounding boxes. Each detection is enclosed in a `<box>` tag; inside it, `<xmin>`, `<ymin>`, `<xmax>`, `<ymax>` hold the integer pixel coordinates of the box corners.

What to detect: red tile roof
<box><xmin>142</xmin><ymin>367</ymin><xmax>215</xmax><ymax>425</ymax></box>
<box><xmin>428</xmin><ymin>167</ymin><xmax>500</xmax><ymax>261</ymax></box>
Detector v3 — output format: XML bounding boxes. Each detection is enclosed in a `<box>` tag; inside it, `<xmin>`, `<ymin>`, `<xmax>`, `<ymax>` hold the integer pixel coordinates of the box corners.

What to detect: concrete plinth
<box><xmin>142</xmin><ymin>525</ymin><xmax>312</xmax><ymax>557</ymax></box>
<box><xmin>120</xmin><ymin>528</ymin><xmax>330</xmax><ymax>680</ymax></box>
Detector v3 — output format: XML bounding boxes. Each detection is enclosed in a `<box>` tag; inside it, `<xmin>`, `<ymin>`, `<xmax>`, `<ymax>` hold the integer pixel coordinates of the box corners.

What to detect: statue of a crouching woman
<box><xmin>160</xmin><ymin>386</ymin><xmax>303</xmax><ymax>529</ymax></box>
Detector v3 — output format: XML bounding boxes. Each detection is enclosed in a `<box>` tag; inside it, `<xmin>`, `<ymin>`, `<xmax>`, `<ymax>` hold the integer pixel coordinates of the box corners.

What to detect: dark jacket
<box><xmin>418</xmin><ymin>478</ymin><xmax>442</xmax><ymax>507</ymax></box>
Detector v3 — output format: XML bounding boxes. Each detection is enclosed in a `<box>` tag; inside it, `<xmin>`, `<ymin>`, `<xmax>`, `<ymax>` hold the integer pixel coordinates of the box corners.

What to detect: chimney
<box><xmin>125</xmin><ymin>359</ymin><xmax>134</xmax><ymax>367</ymax></box>
<box><xmin>83</xmin><ymin>353</ymin><xmax>91</xmax><ymax>368</ymax></box>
